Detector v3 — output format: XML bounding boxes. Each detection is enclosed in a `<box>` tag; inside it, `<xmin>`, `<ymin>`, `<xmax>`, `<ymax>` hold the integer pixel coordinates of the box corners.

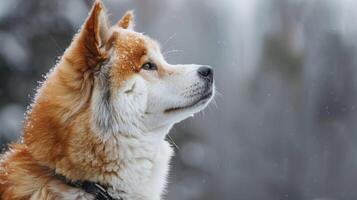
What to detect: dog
<box><xmin>0</xmin><ymin>0</ymin><xmax>214</xmax><ymax>199</ymax></box>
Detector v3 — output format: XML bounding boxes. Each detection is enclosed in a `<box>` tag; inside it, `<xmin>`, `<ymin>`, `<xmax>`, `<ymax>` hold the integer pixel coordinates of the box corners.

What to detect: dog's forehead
<box><xmin>112</xmin><ymin>28</ymin><xmax>160</xmax><ymax>53</ymax></box>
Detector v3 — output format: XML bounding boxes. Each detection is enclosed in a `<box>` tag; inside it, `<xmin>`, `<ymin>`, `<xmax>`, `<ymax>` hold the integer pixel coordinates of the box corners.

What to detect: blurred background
<box><xmin>1</xmin><ymin>0</ymin><xmax>357</xmax><ymax>199</ymax></box>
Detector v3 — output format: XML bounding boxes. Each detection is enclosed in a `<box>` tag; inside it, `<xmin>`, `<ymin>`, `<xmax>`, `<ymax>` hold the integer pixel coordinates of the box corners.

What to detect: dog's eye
<box><xmin>141</xmin><ymin>62</ymin><xmax>157</xmax><ymax>71</ymax></box>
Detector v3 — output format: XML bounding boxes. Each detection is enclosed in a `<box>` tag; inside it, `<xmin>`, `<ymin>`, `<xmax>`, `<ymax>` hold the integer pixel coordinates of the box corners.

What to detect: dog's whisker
<box><xmin>163</xmin><ymin>49</ymin><xmax>183</xmax><ymax>60</ymax></box>
<box><xmin>215</xmin><ymin>89</ymin><xmax>223</xmax><ymax>98</ymax></box>
<box><xmin>167</xmin><ymin>134</ymin><xmax>180</xmax><ymax>150</ymax></box>
<box><xmin>162</xmin><ymin>33</ymin><xmax>177</xmax><ymax>51</ymax></box>
<box><xmin>213</xmin><ymin>90</ymin><xmax>224</xmax><ymax>104</ymax></box>
<box><xmin>163</xmin><ymin>49</ymin><xmax>183</xmax><ymax>57</ymax></box>
<box><xmin>213</xmin><ymin>98</ymin><xmax>218</xmax><ymax>109</ymax></box>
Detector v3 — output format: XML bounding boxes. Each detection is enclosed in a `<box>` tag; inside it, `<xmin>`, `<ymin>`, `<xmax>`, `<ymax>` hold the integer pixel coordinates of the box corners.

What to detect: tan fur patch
<box><xmin>117</xmin><ymin>10</ymin><xmax>135</xmax><ymax>29</ymax></box>
<box><xmin>110</xmin><ymin>32</ymin><xmax>148</xmax><ymax>88</ymax></box>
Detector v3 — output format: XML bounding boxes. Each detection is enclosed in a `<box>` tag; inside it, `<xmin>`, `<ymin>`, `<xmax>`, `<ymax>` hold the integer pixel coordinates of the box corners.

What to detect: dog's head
<box><xmin>24</xmin><ymin>1</ymin><xmax>214</xmax><ymax>141</ymax></box>
<box><xmin>70</xmin><ymin>1</ymin><xmax>215</xmax><ymax>137</ymax></box>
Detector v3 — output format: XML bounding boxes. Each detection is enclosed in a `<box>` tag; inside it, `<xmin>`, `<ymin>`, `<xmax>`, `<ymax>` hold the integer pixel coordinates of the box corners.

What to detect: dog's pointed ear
<box><xmin>117</xmin><ymin>10</ymin><xmax>135</xmax><ymax>30</ymax></box>
<box><xmin>86</xmin><ymin>0</ymin><xmax>110</xmax><ymax>48</ymax></box>
<box><xmin>80</xmin><ymin>0</ymin><xmax>110</xmax><ymax>64</ymax></box>
<box><xmin>65</xmin><ymin>0</ymin><xmax>110</xmax><ymax>70</ymax></box>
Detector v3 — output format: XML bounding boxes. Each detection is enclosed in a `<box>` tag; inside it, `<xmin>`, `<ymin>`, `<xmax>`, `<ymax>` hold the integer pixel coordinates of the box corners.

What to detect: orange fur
<box><xmin>117</xmin><ymin>11</ymin><xmax>135</xmax><ymax>29</ymax></box>
<box><xmin>111</xmin><ymin>32</ymin><xmax>147</xmax><ymax>88</ymax></box>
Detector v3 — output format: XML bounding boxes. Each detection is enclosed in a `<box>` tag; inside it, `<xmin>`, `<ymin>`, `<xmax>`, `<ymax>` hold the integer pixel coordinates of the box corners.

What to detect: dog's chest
<box><xmin>103</xmin><ymin>138</ymin><xmax>174</xmax><ymax>200</ymax></box>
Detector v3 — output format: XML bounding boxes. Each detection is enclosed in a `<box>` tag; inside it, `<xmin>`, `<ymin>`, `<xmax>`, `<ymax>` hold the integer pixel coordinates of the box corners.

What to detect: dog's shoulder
<box><xmin>0</xmin><ymin>144</ymin><xmax>37</xmax><ymax>199</ymax></box>
<box><xmin>0</xmin><ymin>144</ymin><xmax>51</xmax><ymax>199</ymax></box>
<box><xmin>0</xmin><ymin>144</ymin><xmax>95</xmax><ymax>200</ymax></box>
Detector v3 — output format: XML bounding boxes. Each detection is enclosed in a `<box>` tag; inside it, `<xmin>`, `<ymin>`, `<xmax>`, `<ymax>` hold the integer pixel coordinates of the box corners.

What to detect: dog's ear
<box><xmin>80</xmin><ymin>0</ymin><xmax>110</xmax><ymax>66</ymax></box>
<box><xmin>64</xmin><ymin>0</ymin><xmax>110</xmax><ymax>71</ymax></box>
<box><xmin>117</xmin><ymin>10</ymin><xmax>135</xmax><ymax>30</ymax></box>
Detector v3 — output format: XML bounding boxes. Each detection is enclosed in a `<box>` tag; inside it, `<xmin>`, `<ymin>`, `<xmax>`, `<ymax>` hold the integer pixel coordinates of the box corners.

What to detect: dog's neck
<box><xmin>55</xmin><ymin>124</ymin><xmax>174</xmax><ymax>200</ymax></box>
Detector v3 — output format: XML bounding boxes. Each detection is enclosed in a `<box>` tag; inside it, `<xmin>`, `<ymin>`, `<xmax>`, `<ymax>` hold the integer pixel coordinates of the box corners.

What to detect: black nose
<box><xmin>197</xmin><ymin>66</ymin><xmax>213</xmax><ymax>83</ymax></box>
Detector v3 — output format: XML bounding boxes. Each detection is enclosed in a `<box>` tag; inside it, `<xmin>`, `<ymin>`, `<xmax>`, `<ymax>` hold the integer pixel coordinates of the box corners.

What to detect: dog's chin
<box><xmin>164</xmin><ymin>90</ymin><xmax>214</xmax><ymax>114</ymax></box>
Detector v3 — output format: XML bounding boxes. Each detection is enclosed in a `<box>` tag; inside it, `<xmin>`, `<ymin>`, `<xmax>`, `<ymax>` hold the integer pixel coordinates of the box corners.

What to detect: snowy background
<box><xmin>1</xmin><ymin>0</ymin><xmax>357</xmax><ymax>199</ymax></box>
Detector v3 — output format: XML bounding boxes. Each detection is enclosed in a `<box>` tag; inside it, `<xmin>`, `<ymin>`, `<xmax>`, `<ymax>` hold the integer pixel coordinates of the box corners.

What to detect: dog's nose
<box><xmin>197</xmin><ymin>66</ymin><xmax>213</xmax><ymax>83</ymax></box>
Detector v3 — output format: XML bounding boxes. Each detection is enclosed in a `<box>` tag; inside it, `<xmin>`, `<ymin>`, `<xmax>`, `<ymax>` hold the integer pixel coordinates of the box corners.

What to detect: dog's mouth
<box><xmin>164</xmin><ymin>90</ymin><xmax>213</xmax><ymax>113</ymax></box>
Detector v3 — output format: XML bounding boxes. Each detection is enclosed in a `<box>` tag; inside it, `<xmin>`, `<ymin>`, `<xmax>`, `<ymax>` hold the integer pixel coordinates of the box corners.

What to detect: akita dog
<box><xmin>0</xmin><ymin>1</ymin><xmax>214</xmax><ymax>199</ymax></box>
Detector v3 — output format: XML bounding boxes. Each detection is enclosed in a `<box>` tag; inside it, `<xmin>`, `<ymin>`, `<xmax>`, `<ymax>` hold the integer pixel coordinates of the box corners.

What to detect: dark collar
<box><xmin>55</xmin><ymin>173</ymin><xmax>123</xmax><ymax>200</ymax></box>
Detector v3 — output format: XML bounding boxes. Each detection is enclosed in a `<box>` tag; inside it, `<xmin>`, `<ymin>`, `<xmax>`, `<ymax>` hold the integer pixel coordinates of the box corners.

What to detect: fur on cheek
<box><xmin>91</xmin><ymin>75</ymin><xmax>149</xmax><ymax>139</ymax></box>
<box><xmin>91</xmin><ymin>34</ymin><xmax>149</xmax><ymax>138</ymax></box>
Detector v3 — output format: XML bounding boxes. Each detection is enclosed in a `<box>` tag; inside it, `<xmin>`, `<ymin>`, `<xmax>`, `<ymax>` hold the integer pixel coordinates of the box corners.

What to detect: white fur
<box><xmin>106</xmin><ymin>129</ymin><xmax>174</xmax><ymax>200</ymax></box>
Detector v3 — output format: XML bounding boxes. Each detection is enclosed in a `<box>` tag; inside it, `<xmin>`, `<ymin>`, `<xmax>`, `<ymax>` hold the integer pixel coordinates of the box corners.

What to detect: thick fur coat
<box><xmin>0</xmin><ymin>1</ymin><xmax>214</xmax><ymax>199</ymax></box>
